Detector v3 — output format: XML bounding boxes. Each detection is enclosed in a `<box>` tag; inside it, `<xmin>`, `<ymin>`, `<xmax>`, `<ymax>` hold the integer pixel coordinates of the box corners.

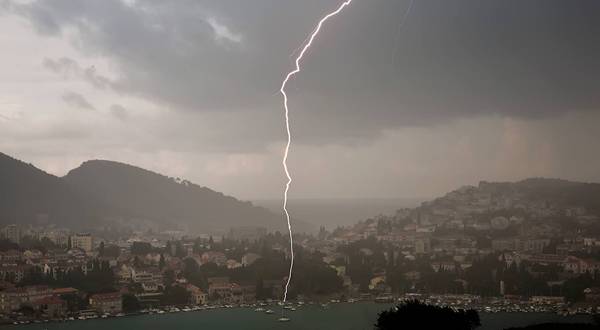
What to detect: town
<box><xmin>1</xmin><ymin>179</ymin><xmax>600</xmax><ymax>325</ymax></box>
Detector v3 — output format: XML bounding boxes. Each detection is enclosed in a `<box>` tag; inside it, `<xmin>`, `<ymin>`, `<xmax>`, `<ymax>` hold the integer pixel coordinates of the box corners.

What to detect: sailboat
<box><xmin>278</xmin><ymin>309</ymin><xmax>291</xmax><ymax>322</ymax></box>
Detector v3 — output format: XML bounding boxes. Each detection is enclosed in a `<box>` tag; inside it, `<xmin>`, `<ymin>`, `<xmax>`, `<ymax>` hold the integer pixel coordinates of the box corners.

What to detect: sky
<box><xmin>1</xmin><ymin>0</ymin><xmax>600</xmax><ymax>200</ymax></box>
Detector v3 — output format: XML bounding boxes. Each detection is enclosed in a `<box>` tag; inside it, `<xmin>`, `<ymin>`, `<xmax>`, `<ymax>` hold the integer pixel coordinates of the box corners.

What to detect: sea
<box><xmin>14</xmin><ymin>303</ymin><xmax>593</xmax><ymax>330</ymax></box>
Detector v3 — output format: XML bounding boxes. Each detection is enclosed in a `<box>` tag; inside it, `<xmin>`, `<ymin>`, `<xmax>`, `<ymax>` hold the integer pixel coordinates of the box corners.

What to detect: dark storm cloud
<box><xmin>6</xmin><ymin>0</ymin><xmax>600</xmax><ymax>145</ymax></box>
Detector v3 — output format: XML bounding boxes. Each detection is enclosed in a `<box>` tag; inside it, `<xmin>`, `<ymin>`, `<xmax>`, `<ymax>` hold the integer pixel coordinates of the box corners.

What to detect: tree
<box><xmin>182</xmin><ymin>258</ymin><xmax>206</xmax><ymax>289</ymax></box>
<box><xmin>61</xmin><ymin>293</ymin><xmax>87</xmax><ymax>312</ymax></box>
<box><xmin>0</xmin><ymin>239</ymin><xmax>19</xmax><ymax>251</ymax></box>
<box><xmin>122</xmin><ymin>294</ymin><xmax>141</xmax><ymax>313</ymax></box>
<box><xmin>374</xmin><ymin>300</ymin><xmax>480</xmax><ymax>330</ymax></box>
<box><xmin>159</xmin><ymin>253</ymin><xmax>166</xmax><ymax>270</ymax></box>
<box><xmin>131</xmin><ymin>242</ymin><xmax>153</xmax><ymax>255</ymax></box>
<box><xmin>163</xmin><ymin>269</ymin><xmax>175</xmax><ymax>286</ymax></box>
<box><xmin>103</xmin><ymin>244</ymin><xmax>121</xmax><ymax>258</ymax></box>
<box><xmin>175</xmin><ymin>243</ymin><xmax>186</xmax><ymax>258</ymax></box>
<box><xmin>160</xmin><ymin>286</ymin><xmax>190</xmax><ymax>306</ymax></box>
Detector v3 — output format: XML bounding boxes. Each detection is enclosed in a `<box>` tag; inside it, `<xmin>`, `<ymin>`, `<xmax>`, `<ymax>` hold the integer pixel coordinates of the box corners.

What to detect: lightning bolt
<box><xmin>279</xmin><ymin>0</ymin><xmax>354</xmax><ymax>307</ymax></box>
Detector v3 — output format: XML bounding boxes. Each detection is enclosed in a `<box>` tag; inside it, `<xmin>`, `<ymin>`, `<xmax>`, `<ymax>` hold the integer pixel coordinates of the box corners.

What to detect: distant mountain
<box><xmin>407</xmin><ymin>178</ymin><xmax>600</xmax><ymax>223</ymax></box>
<box><xmin>63</xmin><ymin>160</ymin><xmax>313</xmax><ymax>233</ymax></box>
<box><xmin>0</xmin><ymin>152</ymin><xmax>313</xmax><ymax>234</ymax></box>
<box><xmin>0</xmin><ymin>153</ymin><xmax>99</xmax><ymax>227</ymax></box>
<box><xmin>478</xmin><ymin>178</ymin><xmax>600</xmax><ymax>214</ymax></box>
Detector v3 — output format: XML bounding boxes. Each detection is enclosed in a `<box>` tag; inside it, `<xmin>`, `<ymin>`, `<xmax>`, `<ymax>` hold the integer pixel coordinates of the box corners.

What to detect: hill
<box><xmin>0</xmin><ymin>153</ymin><xmax>100</xmax><ymax>227</ymax></box>
<box><xmin>419</xmin><ymin>178</ymin><xmax>600</xmax><ymax>218</ymax></box>
<box><xmin>0</xmin><ymin>152</ymin><xmax>312</xmax><ymax>234</ymax></box>
<box><xmin>63</xmin><ymin>159</ymin><xmax>312</xmax><ymax>233</ymax></box>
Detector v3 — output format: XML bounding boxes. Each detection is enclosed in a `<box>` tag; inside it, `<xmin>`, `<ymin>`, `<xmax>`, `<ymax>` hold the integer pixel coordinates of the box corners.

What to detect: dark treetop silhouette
<box><xmin>374</xmin><ymin>300</ymin><xmax>481</xmax><ymax>330</ymax></box>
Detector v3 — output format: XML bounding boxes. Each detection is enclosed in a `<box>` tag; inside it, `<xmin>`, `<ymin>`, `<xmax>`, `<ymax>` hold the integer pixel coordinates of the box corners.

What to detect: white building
<box><xmin>2</xmin><ymin>225</ymin><xmax>20</xmax><ymax>244</ymax></box>
<box><xmin>70</xmin><ymin>233</ymin><xmax>93</xmax><ymax>252</ymax></box>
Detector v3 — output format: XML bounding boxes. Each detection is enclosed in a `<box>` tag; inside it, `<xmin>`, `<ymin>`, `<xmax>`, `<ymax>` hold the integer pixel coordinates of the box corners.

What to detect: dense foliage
<box><xmin>374</xmin><ymin>300</ymin><xmax>481</xmax><ymax>330</ymax></box>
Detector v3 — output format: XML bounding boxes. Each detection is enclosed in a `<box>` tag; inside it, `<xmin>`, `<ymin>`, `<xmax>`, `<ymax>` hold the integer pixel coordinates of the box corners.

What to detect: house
<box><xmin>208</xmin><ymin>281</ymin><xmax>233</xmax><ymax>304</ymax></box>
<box><xmin>431</xmin><ymin>261</ymin><xmax>457</xmax><ymax>272</ymax></box>
<box><xmin>584</xmin><ymin>287</ymin><xmax>600</xmax><ymax>304</ymax></box>
<box><xmin>32</xmin><ymin>296</ymin><xmax>67</xmax><ymax>317</ymax></box>
<box><xmin>563</xmin><ymin>256</ymin><xmax>600</xmax><ymax>275</ymax></box>
<box><xmin>0</xmin><ymin>265</ymin><xmax>31</xmax><ymax>283</ymax></box>
<box><xmin>529</xmin><ymin>296</ymin><xmax>565</xmax><ymax>304</ymax></box>
<box><xmin>241</xmin><ymin>253</ymin><xmax>261</xmax><ymax>267</ymax></box>
<box><xmin>368</xmin><ymin>276</ymin><xmax>386</xmax><ymax>290</ymax></box>
<box><xmin>131</xmin><ymin>267</ymin><xmax>163</xmax><ymax>287</ymax></box>
<box><xmin>226</xmin><ymin>259</ymin><xmax>242</xmax><ymax>269</ymax></box>
<box><xmin>117</xmin><ymin>264</ymin><xmax>133</xmax><ymax>283</ymax></box>
<box><xmin>89</xmin><ymin>292</ymin><xmax>122</xmax><ymax>314</ymax></box>
<box><xmin>70</xmin><ymin>233</ymin><xmax>93</xmax><ymax>253</ymax></box>
<box><xmin>185</xmin><ymin>284</ymin><xmax>208</xmax><ymax>305</ymax></box>
<box><xmin>564</xmin><ymin>256</ymin><xmax>582</xmax><ymax>274</ymax></box>
<box><xmin>201</xmin><ymin>252</ymin><xmax>227</xmax><ymax>266</ymax></box>
<box><xmin>0</xmin><ymin>285</ymin><xmax>54</xmax><ymax>312</ymax></box>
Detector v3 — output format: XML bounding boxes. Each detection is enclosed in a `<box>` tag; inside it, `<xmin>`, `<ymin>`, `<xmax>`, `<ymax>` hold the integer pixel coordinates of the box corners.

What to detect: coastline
<box><xmin>5</xmin><ymin>299</ymin><xmax>595</xmax><ymax>330</ymax></box>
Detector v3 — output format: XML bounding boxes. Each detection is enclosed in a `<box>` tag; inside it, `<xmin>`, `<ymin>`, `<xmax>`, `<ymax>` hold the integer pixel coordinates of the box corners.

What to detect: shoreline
<box><xmin>2</xmin><ymin>297</ymin><xmax>597</xmax><ymax>328</ymax></box>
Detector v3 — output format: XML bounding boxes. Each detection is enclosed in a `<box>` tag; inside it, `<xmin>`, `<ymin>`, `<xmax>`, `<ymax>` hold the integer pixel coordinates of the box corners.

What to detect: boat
<box><xmin>254</xmin><ymin>307</ymin><xmax>265</xmax><ymax>312</ymax></box>
<box><xmin>265</xmin><ymin>309</ymin><xmax>274</xmax><ymax>314</ymax></box>
<box><xmin>278</xmin><ymin>317</ymin><xmax>291</xmax><ymax>322</ymax></box>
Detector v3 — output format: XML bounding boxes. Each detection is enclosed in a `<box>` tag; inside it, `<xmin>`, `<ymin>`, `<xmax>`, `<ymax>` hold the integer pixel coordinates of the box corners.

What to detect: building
<box><xmin>131</xmin><ymin>267</ymin><xmax>163</xmax><ymax>287</ymax></box>
<box><xmin>0</xmin><ymin>285</ymin><xmax>54</xmax><ymax>312</ymax></box>
<box><xmin>529</xmin><ymin>296</ymin><xmax>565</xmax><ymax>304</ymax></box>
<box><xmin>492</xmin><ymin>239</ymin><xmax>517</xmax><ymax>252</ymax></box>
<box><xmin>70</xmin><ymin>233</ymin><xmax>93</xmax><ymax>252</ymax></box>
<box><xmin>201</xmin><ymin>252</ymin><xmax>227</xmax><ymax>266</ymax></box>
<box><xmin>0</xmin><ymin>250</ymin><xmax>23</xmax><ymax>263</ymax></box>
<box><xmin>0</xmin><ymin>265</ymin><xmax>31</xmax><ymax>283</ymax></box>
<box><xmin>185</xmin><ymin>284</ymin><xmax>208</xmax><ymax>305</ymax></box>
<box><xmin>227</xmin><ymin>226</ymin><xmax>267</xmax><ymax>242</ymax></box>
<box><xmin>32</xmin><ymin>296</ymin><xmax>67</xmax><ymax>317</ymax></box>
<box><xmin>208</xmin><ymin>277</ymin><xmax>231</xmax><ymax>302</ymax></box>
<box><xmin>431</xmin><ymin>261</ymin><xmax>457</xmax><ymax>272</ymax></box>
<box><xmin>415</xmin><ymin>238</ymin><xmax>431</xmax><ymax>254</ymax></box>
<box><xmin>522</xmin><ymin>238</ymin><xmax>551</xmax><ymax>253</ymax></box>
<box><xmin>2</xmin><ymin>225</ymin><xmax>20</xmax><ymax>244</ymax></box>
<box><xmin>89</xmin><ymin>292</ymin><xmax>122</xmax><ymax>314</ymax></box>
<box><xmin>42</xmin><ymin>230</ymin><xmax>70</xmax><ymax>247</ymax></box>
<box><xmin>241</xmin><ymin>253</ymin><xmax>261</xmax><ymax>267</ymax></box>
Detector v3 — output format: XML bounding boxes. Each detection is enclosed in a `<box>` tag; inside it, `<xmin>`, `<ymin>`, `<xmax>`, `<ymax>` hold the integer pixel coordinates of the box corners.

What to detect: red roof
<box><xmin>90</xmin><ymin>292</ymin><xmax>121</xmax><ymax>302</ymax></box>
<box><xmin>53</xmin><ymin>287</ymin><xmax>78</xmax><ymax>295</ymax></box>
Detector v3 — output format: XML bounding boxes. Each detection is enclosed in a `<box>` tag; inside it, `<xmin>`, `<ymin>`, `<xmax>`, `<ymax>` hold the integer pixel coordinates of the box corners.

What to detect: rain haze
<box><xmin>4</xmin><ymin>1</ymin><xmax>600</xmax><ymax>328</ymax></box>
<box><xmin>1</xmin><ymin>0</ymin><xmax>599</xmax><ymax>202</ymax></box>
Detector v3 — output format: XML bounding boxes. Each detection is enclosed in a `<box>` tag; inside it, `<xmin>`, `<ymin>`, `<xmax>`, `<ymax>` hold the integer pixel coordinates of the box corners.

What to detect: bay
<box><xmin>15</xmin><ymin>303</ymin><xmax>593</xmax><ymax>330</ymax></box>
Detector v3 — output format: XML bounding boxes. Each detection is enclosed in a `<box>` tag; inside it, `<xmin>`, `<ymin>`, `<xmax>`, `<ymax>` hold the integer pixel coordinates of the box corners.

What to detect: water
<box><xmin>16</xmin><ymin>303</ymin><xmax>593</xmax><ymax>330</ymax></box>
<box><xmin>254</xmin><ymin>197</ymin><xmax>424</xmax><ymax>230</ymax></box>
